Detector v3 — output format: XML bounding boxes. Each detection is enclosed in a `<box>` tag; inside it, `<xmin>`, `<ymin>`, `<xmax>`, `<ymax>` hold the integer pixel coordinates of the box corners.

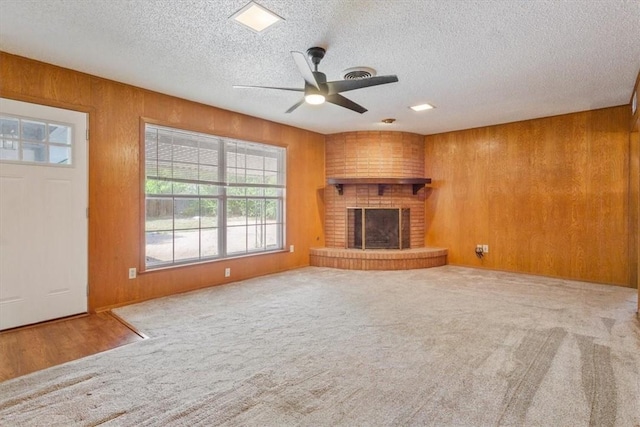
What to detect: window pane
<box><xmin>227</xmin><ymin>167</ymin><xmax>245</xmax><ymax>183</ymax></box>
<box><xmin>145</xmin><ymin>159</ymin><xmax>158</xmax><ymax>178</ymax></box>
<box><xmin>157</xmin><ymin>141</ymin><xmax>173</xmax><ymax>162</ymax></box>
<box><xmin>173</xmin><ymin>162</ymin><xmax>199</xmax><ymax>182</ymax></box>
<box><xmin>248</xmin><ymin>223</ymin><xmax>264</xmax><ymax>251</ymax></box>
<box><xmin>146</xmin><ymin>179</ymin><xmax>173</xmax><ymax>195</ymax></box>
<box><xmin>174</xmin><ymin>199</ymin><xmax>200</xmax><ymax>230</ymax></box>
<box><xmin>199</xmin><ymin>164</ymin><xmax>218</xmax><ymax>182</ymax></box>
<box><xmin>22</xmin><ymin>142</ymin><xmax>46</xmax><ymax>162</ymax></box>
<box><xmin>265</xmin><ymin>200</ymin><xmax>278</xmax><ymax>221</ymax></box>
<box><xmin>247</xmin><ymin>199</ymin><xmax>264</xmax><ymax>222</ymax></box>
<box><xmin>246</xmin><ymin>186</ymin><xmax>264</xmax><ymax>197</ymax></box>
<box><xmin>246</xmin><ymin>154</ymin><xmax>263</xmax><ymax>170</ymax></box>
<box><xmin>1</xmin><ymin>140</ymin><xmax>19</xmax><ymax>160</ymax></box>
<box><xmin>173</xmin><ymin>140</ymin><xmax>198</xmax><ymax>164</ymax></box>
<box><xmin>200</xmin><ymin>199</ymin><xmax>218</xmax><ymax>227</ymax></box>
<box><xmin>146</xmin><ymin>231</ymin><xmax>174</xmax><ymax>265</ymax></box>
<box><xmin>157</xmin><ymin>161</ymin><xmax>173</xmax><ymax>179</ymax></box>
<box><xmin>199</xmin><ymin>184</ymin><xmax>220</xmax><ymax>196</ymax></box>
<box><xmin>201</xmin><ymin>228</ymin><xmax>219</xmax><ymax>258</ymax></box>
<box><xmin>22</xmin><ymin>120</ymin><xmax>46</xmax><ymax>142</ymax></box>
<box><xmin>226</xmin><ymin>149</ymin><xmax>237</xmax><ymax>168</ymax></box>
<box><xmin>200</xmin><ymin>139</ymin><xmax>219</xmax><ymax>165</ymax></box>
<box><xmin>227</xmin><ymin>226</ymin><xmax>247</xmax><ymax>254</ymax></box>
<box><xmin>145</xmin><ymin>135</ymin><xmax>158</xmax><ymax>177</ymax></box>
<box><xmin>174</xmin><ymin>229</ymin><xmax>200</xmax><ymax>262</ymax></box>
<box><xmin>48</xmin><ymin>124</ymin><xmax>71</xmax><ymax>144</ymax></box>
<box><xmin>227</xmin><ymin>198</ymin><xmax>246</xmax><ymax>224</ymax></box>
<box><xmin>265</xmin><ymin>224</ymin><xmax>280</xmax><ymax>248</ymax></box>
<box><xmin>227</xmin><ymin>186</ymin><xmax>245</xmax><ymax>196</ymax></box>
<box><xmin>146</xmin><ymin>198</ymin><xmax>173</xmax><ymax>231</ymax></box>
<box><xmin>0</xmin><ymin>117</ymin><xmax>19</xmax><ymax>139</ymax></box>
<box><xmin>50</xmin><ymin>145</ymin><xmax>71</xmax><ymax>164</ymax></box>
<box><xmin>246</xmin><ymin>169</ymin><xmax>264</xmax><ymax>184</ymax></box>
<box><xmin>265</xmin><ymin>170</ymin><xmax>278</xmax><ymax>185</ymax></box>
<box><xmin>264</xmin><ymin>188</ymin><xmax>281</xmax><ymax>197</ymax></box>
<box><xmin>236</xmin><ymin>152</ymin><xmax>246</xmax><ymax>168</ymax></box>
<box><xmin>264</xmin><ymin>157</ymin><xmax>278</xmax><ymax>171</ymax></box>
<box><xmin>173</xmin><ymin>181</ymin><xmax>198</xmax><ymax>195</ymax></box>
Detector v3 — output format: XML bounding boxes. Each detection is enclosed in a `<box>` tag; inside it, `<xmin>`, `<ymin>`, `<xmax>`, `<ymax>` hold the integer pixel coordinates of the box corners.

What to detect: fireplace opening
<box><xmin>347</xmin><ymin>208</ymin><xmax>410</xmax><ymax>250</ymax></box>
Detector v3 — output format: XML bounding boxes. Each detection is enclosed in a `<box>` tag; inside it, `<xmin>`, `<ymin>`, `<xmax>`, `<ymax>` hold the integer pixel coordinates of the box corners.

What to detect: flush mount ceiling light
<box><xmin>305</xmin><ymin>94</ymin><xmax>325</xmax><ymax>105</ymax></box>
<box><xmin>381</xmin><ymin>118</ymin><xmax>396</xmax><ymax>124</ymax></box>
<box><xmin>230</xmin><ymin>1</ymin><xmax>284</xmax><ymax>33</ymax></box>
<box><xmin>410</xmin><ymin>103</ymin><xmax>435</xmax><ymax>112</ymax></box>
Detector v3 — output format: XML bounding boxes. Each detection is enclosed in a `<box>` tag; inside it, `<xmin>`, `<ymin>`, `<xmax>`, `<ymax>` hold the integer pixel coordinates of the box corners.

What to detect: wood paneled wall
<box><xmin>425</xmin><ymin>106</ymin><xmax>633</xmax><ymax>287</ymax></box>
<box><xmin>0</xmin><ymin>52</ymin><xmax>325</xmax><ymax>311</ymax></box>
<box><xmin>633</xmin><ymin>130</ymin><xmax>640</xmax><ymax>310</ymax></box>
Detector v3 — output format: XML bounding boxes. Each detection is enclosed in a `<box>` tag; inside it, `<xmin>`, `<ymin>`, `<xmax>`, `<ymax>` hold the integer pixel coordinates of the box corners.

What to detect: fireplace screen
<box><xmin>347</xmin><ymin>207</ymin><xmax>410</xmax><ymax>249</ymax></box>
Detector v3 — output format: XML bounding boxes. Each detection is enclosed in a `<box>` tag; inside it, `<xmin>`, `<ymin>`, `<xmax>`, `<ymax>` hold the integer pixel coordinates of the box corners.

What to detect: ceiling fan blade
<box><xmin>285</xmin><ymin>98</ymin><xmax>306</xmax><ymax>114</ymax></box>
<box><xmin>233</xmin><ymin>85</ymin><xmax>303</xmax><ymax>92</ymax></box>
<box><xmin>326</xmin><ymin>75</ymin><xmax>399</xmax><ymax>94</ymax></box>
<box><xmin>291</xmin><ymin>51</ymin><xmax>320</xmax><ymax>90</ymax></box>
<box><xmin>326</xmin><ymin>94</ymin><xmax>368</xmax><ymax>114</ymax></box>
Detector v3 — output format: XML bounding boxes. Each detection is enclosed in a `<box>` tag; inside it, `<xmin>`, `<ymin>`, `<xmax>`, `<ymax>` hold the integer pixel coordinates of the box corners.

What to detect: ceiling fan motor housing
<box><xmin>306</xmin><ymin>47</ymin><xmax>326</xmax><ymax>70</ymax></box>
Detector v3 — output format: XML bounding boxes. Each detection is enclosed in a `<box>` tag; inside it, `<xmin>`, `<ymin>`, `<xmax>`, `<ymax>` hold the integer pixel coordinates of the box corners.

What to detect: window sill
<box><xmin>140</xmin><ymin>248</ymin><xmax>290</xmax><ymax>274</ymax></box>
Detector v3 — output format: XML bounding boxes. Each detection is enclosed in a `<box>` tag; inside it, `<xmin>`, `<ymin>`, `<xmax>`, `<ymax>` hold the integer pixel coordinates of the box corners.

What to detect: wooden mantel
<box><xmin>327</xmin><ymin>177</ymin><xmax>432</xmax><ymax>195</ymax></box>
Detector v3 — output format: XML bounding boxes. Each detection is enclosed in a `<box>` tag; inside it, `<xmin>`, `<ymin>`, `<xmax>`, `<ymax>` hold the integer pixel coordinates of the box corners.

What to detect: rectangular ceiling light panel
<box><xmin>231</xmin><ymin>1</ymin><xmax>283</xmax><ymax>33</ymax></box>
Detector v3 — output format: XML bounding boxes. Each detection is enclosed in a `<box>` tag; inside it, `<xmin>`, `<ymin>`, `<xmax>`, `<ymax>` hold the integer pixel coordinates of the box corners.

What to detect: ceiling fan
<box><xmin>233</xmin><ymin>47</ymin><xmax>399</xmax><ymax>114</ymax></box>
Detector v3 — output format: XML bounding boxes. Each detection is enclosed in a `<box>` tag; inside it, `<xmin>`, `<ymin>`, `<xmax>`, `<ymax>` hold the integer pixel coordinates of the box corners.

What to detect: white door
<box><xmin>0</xmin><ymin>98</ymin><xmax>88</xmax><ymax>330</ymax></box>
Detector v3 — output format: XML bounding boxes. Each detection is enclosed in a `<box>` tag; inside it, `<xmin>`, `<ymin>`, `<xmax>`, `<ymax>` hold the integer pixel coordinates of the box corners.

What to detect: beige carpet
<box><xmin>1</xmin><ymin>266</ymin><xmax>638</xmax><ymax>426</ymax></box>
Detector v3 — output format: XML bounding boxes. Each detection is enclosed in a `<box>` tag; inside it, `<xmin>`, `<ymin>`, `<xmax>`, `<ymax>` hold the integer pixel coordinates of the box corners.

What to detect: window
<box><xmin>144</xmin><ymin>123</ymin><xmax>286</xmax><ymax>269</ymax></box>
<box><xmin>0</xmin><ymin>114</ymin><xmax>73</xmax><ymax>165</ymax></box>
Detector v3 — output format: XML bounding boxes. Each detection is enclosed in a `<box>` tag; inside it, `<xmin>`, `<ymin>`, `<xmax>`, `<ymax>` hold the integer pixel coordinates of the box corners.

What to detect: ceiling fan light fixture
<box><xmin>230</xmin><ymin>1</ymin><xmax>283</xmax><ymax>33</ymax></box>
<box><xmin>410</xmin><ymin>103</ymin><xmax>435</xmax><ymax>112</ymax></box>
<box><xmin>305</xmin><ymin>94</ymin><xmax>326</xmax><ymax>105</ymax></box>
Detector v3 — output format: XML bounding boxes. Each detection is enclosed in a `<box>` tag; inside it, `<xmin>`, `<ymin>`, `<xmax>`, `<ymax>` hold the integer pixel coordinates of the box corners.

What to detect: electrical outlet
<box><xmin>224</xmin><ymin>267</ymin><xmax>231</xmax><ymax>277</ymax></box>
<box><xmin>128</xmin><ymin>268</ymin><xmax>137</xmax><ymax>279</ymax></box>
<box><xmin>290</xmin><ymin>245</ymin><xmax>294</xmax><ymax>253</ymax></box>
<box><xmin>483</xmin><ymin>244</ymin><xmax>489</xmax><ymax>253</ymax></box>
<box><xmin>476</xmin><ymin>244</ymin><xmax>483</xmax><ymax>251</ymax></box>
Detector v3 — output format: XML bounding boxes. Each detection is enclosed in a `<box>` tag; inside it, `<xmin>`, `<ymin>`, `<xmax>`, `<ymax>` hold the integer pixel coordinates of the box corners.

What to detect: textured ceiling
<box><xmin>1</xmin><ymin>0</ymin><xmax>639</xmax><ymax>135</ymax></box>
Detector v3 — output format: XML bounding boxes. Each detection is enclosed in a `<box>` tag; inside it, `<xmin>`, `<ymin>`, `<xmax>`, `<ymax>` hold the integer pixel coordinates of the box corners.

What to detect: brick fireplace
<box><xmin>310</xmin><ymin>131</ymin><xmax>447</xmax><ymax>270</ymax></box>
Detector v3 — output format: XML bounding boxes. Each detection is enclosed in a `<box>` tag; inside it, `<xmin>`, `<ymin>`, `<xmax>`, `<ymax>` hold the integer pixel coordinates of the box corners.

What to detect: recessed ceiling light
<box><xmin>230</xmin><ymin>1</ymin><xmax>284</xmax><ymax>33</ymax></box>
<box><xmin>410</xmin><ymin>103</ymin><xmax>435</xmax><ymax>112</ymax></box>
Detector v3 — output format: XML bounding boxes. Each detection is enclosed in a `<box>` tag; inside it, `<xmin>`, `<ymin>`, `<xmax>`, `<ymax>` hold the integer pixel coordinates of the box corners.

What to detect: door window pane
<box><xmin>0</xmin><ymin>140</ymin><xmax>19</xmax><ymax>160</ymax></box>
<box><xmin>0</xmin><ymin>117</ymin><xmax>19</xmax><ymax>139</ymax></box>
<box><xmin>50</xmin><ymin>145</ymin><xmax>71</xmax><ymax>164</ymax></box>
<box><xmin>48</xmin><ymin>124</ymin><xmax>71</xmax><ymax>144</ymax></box>
<box><xmin>22</xmin><ymin>120</ymin><xmax>46</xmax><ymax>141</ymax></box>
<box><xmin>23</xmin><ymin>142</ymin><xmax>46</xmax><ymax>162</ymax></box>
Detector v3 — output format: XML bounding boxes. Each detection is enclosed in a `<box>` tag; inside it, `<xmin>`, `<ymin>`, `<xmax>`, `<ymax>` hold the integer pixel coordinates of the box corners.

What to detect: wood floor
<box><xmin>0</xmin><ymin>312</ymin><xmax>145</xmax><ymax>382</ymax></box>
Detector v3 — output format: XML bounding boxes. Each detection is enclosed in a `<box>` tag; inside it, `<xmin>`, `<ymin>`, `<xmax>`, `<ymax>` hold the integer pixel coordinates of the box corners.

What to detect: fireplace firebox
<box><xmin>347</xmin><ymin>207</ymin><xmax>410</xmax><ymax>250</ymax></box>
